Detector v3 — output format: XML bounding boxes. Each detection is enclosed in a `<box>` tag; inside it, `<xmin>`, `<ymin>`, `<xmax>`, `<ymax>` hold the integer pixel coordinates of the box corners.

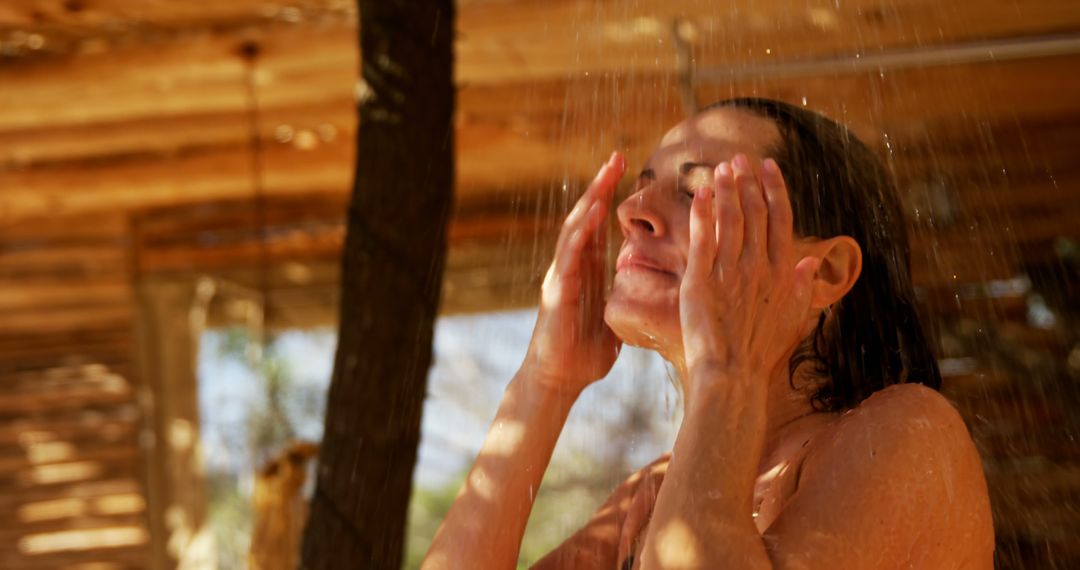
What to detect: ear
<box><xmin>806</xmin><ymin>236</ymin><xmax>862</xmax><ymax>310</ymax></box>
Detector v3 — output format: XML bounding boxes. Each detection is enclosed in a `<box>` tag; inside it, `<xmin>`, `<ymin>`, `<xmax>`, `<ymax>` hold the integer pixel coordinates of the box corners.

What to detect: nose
<box><xmin>616</xmin><ymin>188</ymin><xmax>665</xmax><ymax>238</ymax></box>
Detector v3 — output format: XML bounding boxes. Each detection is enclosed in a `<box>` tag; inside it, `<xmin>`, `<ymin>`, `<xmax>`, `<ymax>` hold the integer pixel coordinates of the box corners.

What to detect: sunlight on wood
<box><xmin>95</xmin><ymin>493</ymin><xmax>147</xmax><ymax>516</ymax></box>
<box><xmin>168</xmin><ymin>418</ymin><xmax>195</xmax><ymax>451</ymax></box>
<box><xmin>17</xmin><ymin>492</ymin><xmax>146</xmax><ymax>523</ymax></box>
<box><xmin>18</xmin><ymin>526</ymin><xmax>149</xmax><ymax>555</ymax></box>
<box><xmin>26</xmin><ymin>460</ymin><xmax>104</xmax><ymax>485</ymax></box>
<box><xmin>18</xmin><ymin>498</ymin><xmax>85</xmax><ymax>523</ymax></box>
<box><xmin>25</xmin><ymin>440</ymin><xmax>76</xmax><ymax>464</ymax></box>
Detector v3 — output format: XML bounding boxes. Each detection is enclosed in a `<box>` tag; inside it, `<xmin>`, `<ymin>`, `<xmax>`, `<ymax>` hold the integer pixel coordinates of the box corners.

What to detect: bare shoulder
<box><xmin>766</xmin><ymin>383</ymin><xmax>996</xmax><ymax>569</ymax></box>
<box><xmin>813</xmin><ymin>383</ymin><xmax>978</xmax><ymax>463</ymax></box>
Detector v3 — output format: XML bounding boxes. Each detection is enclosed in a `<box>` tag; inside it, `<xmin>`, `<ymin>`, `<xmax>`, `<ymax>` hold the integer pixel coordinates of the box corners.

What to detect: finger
<box><xmin>762</xmin><ymin>158</ymin><xmax>795</xmax><ymax>267</ymax></box>
<box><xmin>686</xmin><ymin>180</ymin><xmax>717</xmax><ymax>281</ymax></box>
<box><xmin>578</xmin><ymin>152</ymin><xmax>624</xmax><ymax>265</ymax></box>
<box><xmin>556</xmin><ymin>200</ymin><xmax>605</xmax><ymax>276</ymax></box>
<box><xmin>714</xmin><ymin>161</ymin><xmax>743</xmax><ymax>271</ymax></box>
<box><xmin>554</xmin><ymin>152</ymin><xmax>624</xmax><ymax>257</ymax></box>
<box><xmin>733</xmin><ymin>154</ymin><xmax>767</xmax><ymax>266</ymax></box>
<box><xmin>586</xmin><ymin>150</ymin><xmax>627</xmax><ymax>202</ymax></box>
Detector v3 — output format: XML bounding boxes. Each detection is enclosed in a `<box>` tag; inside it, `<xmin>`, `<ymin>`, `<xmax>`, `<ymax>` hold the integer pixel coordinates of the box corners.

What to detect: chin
<box><xmin>604</xmin><ymin>279</ymin><xmax>680</xmax><ymax>352</ymax></box>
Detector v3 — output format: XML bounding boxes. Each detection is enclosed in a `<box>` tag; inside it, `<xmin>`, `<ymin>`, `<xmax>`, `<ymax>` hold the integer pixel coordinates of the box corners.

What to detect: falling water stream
<box><xmin>179</xmin><ymin>2</ymin><xmax>1080</xmax><ymax>568</ymax></box>
<box><xmin>410</xmin><ymin>2</ymin><xmax>1080</xmax><ymax>569</ymax></box>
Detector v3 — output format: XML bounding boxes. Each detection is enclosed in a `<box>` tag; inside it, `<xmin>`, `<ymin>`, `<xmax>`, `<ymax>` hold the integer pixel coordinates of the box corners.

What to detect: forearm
<box><xmin>423</xmin><ymin>369</ymin><xmax>578</xmax><ymax>570</ymax></box>
<box><xmin>640</xmin><ymin>372</ymin><xmax>772</xmax><ymax>569</ymax></box>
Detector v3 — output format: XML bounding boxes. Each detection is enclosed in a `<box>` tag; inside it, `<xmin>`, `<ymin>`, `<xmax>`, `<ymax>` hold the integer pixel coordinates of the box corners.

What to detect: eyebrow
<box><xmin>678</xmin><ymin>161</ymin><xmax>715</xmax><ymax>174</ymax></box>
<box><xmin>638</xmin><ymin>162</ymin><xmax>716</xmax><ymax>183</ymax></box>
<box><xmin>640</xmin><ymin>162</ymin><xmax>715</xmax><ymax>177</ymax></box>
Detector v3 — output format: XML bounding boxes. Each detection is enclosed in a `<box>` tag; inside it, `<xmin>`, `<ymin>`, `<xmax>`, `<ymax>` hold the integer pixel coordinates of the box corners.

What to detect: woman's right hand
<box><xmin>521</xmin><ymin>151</ymin><xmax>627</xmax><ymax>396</ymax></box>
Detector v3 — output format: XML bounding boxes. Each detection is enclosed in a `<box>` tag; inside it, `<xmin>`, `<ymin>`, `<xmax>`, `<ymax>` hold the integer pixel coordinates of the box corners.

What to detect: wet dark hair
<box><xmin>701</xmin><ymin>97</ymin><xmax>942</xmax><ymax>413</ymax></box>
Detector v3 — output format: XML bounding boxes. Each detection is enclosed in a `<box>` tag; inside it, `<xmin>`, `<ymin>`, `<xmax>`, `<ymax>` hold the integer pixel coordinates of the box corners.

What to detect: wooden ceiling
<box><xmin>1</xmin><ymin>0</ymin><xmax>1079</xmax><ymax>567</ymax></box>
<box><xmin>0</xmin><ymin>0</ymin><xmax>1078</xmax><ymax>218</ymax></box>
<box><xmin>0</xmin><ymin>0</ymin><xmax>1076</xmax><ymax>330</ymax></box>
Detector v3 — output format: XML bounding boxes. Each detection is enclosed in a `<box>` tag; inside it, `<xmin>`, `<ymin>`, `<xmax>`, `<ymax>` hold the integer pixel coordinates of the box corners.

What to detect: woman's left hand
<box><xmin>679</xmin><ymin>154</ymin><xmax>821</xmax><ymax>400</ymax></box>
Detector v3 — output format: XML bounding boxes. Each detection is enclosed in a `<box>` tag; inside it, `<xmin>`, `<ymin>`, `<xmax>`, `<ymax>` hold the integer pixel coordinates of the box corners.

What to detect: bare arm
<box><xmin>422</xmin><ymin>369</ymin><xmax>577</xmax><ymax>569</ymax></box>
<box><xmin>422</xmin><ymin>152</ymin><xmax>628</xmax><ymax>569</ymax></box>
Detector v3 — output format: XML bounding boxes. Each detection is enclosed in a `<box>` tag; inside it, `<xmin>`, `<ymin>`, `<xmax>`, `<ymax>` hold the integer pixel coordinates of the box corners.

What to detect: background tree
<box><xmin>300</xmin><ymin>1</ymin><xmax>455</xmax><ymax>567</ymax></box>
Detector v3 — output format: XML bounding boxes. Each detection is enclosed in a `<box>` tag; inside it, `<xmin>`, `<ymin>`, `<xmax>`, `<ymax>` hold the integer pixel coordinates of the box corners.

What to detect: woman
<box><xmin>422</xmin><ymin>98</ymin><xmax>995</xmax><ymax>569</ymax></box>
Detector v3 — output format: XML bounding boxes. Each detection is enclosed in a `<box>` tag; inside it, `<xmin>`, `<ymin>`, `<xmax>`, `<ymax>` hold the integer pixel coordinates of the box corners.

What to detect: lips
<box><xmin>616</xmin><ymin>250</ymin><xmax>675</xmax><ymax>276</ymax></box>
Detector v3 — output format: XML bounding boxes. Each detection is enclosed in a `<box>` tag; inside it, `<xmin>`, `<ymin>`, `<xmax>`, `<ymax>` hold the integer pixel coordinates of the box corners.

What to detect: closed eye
<box><xmin>680</xmin><ymin>168</ymin><xmax>712</xmax><ymax>199</ymax></box>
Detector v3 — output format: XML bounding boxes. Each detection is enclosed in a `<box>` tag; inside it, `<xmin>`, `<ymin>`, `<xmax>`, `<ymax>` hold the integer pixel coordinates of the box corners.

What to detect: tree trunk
<box><xmin>300</xmin><ymin>1</ymin><xmax>454</xmax><ymax>567</ymax></box>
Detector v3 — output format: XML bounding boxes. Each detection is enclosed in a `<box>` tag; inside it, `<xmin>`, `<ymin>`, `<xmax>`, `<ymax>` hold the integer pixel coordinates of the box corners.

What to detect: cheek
<box><xmin>670</xmin><ymin>213</ymin><xmax>693</xmax><ymax>268</ymax></box>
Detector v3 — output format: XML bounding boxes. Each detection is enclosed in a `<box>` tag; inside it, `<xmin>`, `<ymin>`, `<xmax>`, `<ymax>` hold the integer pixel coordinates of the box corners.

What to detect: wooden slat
<box><xmin>0</xmin><ymin>478</ymin><xmax>141</xmax><ymax>512</ymax></box>
<box><xmin>0</xmin><ymin>212</ymin><xmax>127</xmax><ymax>243</ymax></box>
<box><xmin>0</xmin><ymin>0</ymin><xmax>349</xmax><ymax>29</ymax></box>
<box><xmin>5</xmin><ymin>0</ymin><xmax>1079</xmax><ymax>86</ymax></box>
<box><xmin>0</xmin><ymin>328</ymin><xmax>130</xmax><ymax>363</ymax></box>
<box><xmin>0</xmin><ymin>444</ymin><xmax>138</xmax><ymax>476</ymax></box>
<box><xmin>458</xmin><ymin>0</ymin><xmax>1080</xmax><ymax>83</ymax></box>
<box><xmin>0</xmin><ymin>409</ymin><xmax>138</xmax><ymax>448</ymax></box>
<box><xmin>0</xmin><ymin>244</ymin><xmax>127</xmax><ymax>282</ymax></box>
<box><xmin>0</xmin><ymin>98</ymin><xmax>356</xmax><ymax>172</ymax></box>
<box><xmin>0</xmin><ymin>453</ymin><xmax>140</xmax><ymax>491</ymax></box>
<box><xmin>0</xmin><ymin>543</ymin><xmax>148</xmax><ymax>570</ymax></box>
<box><xmin>0</xmin><ymin>278</ymin><xmax>130</xmax><ymax>313</ymax></box>
<box><xmin>0</xmin><ymin>22</ymin><xmax>358</xmax><ymax>131</ymax></box>
<box><xmin>0</xmin><ymin>303</ymin><xmax>133</xmax><ymax>336</ymax></box>
<box><xmin>0</xmin><ymin>514</ymin><xmax>147</xmax><ymax>546</ymax></box>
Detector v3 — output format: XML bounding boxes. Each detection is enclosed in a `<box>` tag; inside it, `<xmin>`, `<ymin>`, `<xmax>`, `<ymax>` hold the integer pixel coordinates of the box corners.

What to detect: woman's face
<box><xmin>603</xmin><ymin>108</ymin><xmax>784</xmax><ymax>355</ymax></box>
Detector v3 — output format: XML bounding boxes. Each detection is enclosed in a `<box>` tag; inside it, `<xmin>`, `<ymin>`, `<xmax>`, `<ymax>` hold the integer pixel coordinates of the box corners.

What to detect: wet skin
<box><xmin>422</xmin><ymin>108</ymin><xmax>995</xmax><ymax>570</ymax></box>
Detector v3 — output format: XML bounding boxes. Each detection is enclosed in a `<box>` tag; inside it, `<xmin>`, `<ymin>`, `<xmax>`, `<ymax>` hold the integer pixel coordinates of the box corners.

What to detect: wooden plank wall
<box><xmin>0</xmin><ymin>216</ymin><xmax>149</xmax><ymax>568</ymax></box>
<box><xmin>0</xmin><ymin>0</ymin><xmax>1079</xmax><ymax>567</ymax></box>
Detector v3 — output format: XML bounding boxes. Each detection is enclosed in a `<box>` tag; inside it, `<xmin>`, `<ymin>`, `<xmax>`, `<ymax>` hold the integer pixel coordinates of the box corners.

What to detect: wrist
<box><xmin>511</xmin><ymin>363</ymin><xmax>583</xmax><ymax>410</ymax></box>
<box><xmin>518</xmin><ymin>350</ymin><xmax>592</xmax><ymax>391</ymax></box>
<box><xmin>684</xmin><ymin>364</ymin><xmax>759</xmax><ymax>413</ymax></box>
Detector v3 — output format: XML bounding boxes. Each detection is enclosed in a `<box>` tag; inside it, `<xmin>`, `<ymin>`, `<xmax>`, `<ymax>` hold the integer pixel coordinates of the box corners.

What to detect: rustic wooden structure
<box><xmin>1</xmin><ymin>0</ymin><xmax>1079</xmax><ymax>568</ymax></box>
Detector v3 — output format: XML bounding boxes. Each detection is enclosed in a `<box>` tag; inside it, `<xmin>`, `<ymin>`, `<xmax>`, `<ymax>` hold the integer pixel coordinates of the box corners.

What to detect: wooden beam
<box><xmin>0</xmin><ymin>0</ymin><xmax>350</xmax><ymax>30</ymax></box>
<box><xmin>0</xmin><ymin>137</ymin><xmax>353</xmax><ymax>224</ymax></box>
<box><xmin>0</xmin><ymin>23</ymin><xmax>358</xmax><ymax>131</ymax></box>
<box><xmin>457</xmin><ymin>0</ymin><xmax>1080</xmax><ymax>83</ymax></box>
<box><xmin>0</xmin><ymin>98</ymin><xmax>356</xmax><ymax>170</ymax></box>
<box><xmin>5</xmin><ymin>0</ymin><xmax>1079</xmax><ymax>86</ymax></box>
